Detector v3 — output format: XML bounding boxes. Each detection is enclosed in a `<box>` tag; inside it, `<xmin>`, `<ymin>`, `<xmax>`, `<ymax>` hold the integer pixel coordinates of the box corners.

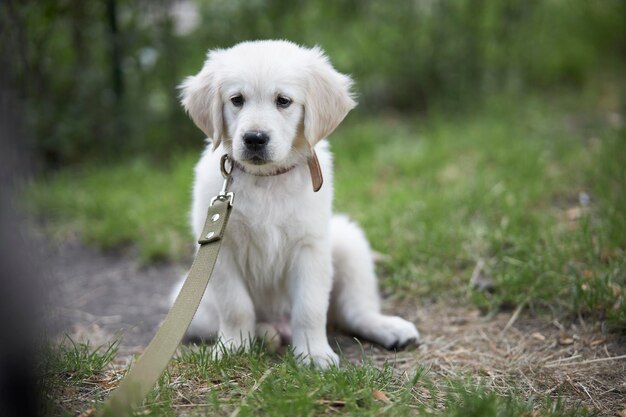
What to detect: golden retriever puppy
<box><xmin>172</xmin><ymin>40</ymin><xmax>419</xmax><ymax>368</ymax></box>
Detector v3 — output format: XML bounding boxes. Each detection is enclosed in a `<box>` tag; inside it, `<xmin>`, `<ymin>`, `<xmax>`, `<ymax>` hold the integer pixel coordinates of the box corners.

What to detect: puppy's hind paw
<box><xmin>370</xmin><ymin>315</ymin><xmax>420</xmax><ymax>350</ymax></box>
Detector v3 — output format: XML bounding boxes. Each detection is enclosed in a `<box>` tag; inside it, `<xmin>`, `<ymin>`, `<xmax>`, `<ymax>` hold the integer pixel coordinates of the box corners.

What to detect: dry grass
<box><xmin>332</xmin><ymin>301</ymin><xmax>626</xmax><ymax>416</ymax></box>
<box><xmin>51</xmin><ymin>300</ymin><xmax>626</xmax><ymax>417</ymax></box>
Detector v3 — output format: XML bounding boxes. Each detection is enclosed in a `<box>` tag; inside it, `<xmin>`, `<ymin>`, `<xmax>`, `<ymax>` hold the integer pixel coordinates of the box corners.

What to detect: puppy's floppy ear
<box><xmin>304</xmin><ymin>47</ymin><xmax>357</xmax><ymax>147</ymax></box>
<box><xmin>179</xmin><ymin>52</ymin><xmax>224</xmax><ymax>149</ymax></box>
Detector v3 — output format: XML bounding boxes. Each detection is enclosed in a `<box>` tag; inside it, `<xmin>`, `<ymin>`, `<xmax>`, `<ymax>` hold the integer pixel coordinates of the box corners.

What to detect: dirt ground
<box><xmin>46</xmin><ymin>240</ymin><xmax>626</xmax><ymax>416</ymax></box>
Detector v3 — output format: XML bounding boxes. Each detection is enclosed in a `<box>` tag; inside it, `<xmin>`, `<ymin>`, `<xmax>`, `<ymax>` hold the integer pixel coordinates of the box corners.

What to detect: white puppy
<box><xmin>173</xmin><ymin>40</ymin><xmax>419</xmax><ymax>368</ymax></box>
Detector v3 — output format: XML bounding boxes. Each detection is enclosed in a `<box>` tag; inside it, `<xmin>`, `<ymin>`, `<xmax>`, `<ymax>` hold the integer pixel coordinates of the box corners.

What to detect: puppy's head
<box><xmin>180</xmin><ymin>40</ymin><xmax>356</xmax><ymax>173</ymax></box>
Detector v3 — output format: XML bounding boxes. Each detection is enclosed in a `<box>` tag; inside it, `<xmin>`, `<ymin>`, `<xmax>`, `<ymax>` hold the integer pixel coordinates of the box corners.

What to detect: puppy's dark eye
<box><xmin>276</xmin><ymin>95</ymin><xmax>292</xmax><ymax>109</ymax></box>
<box><xmin>230</xmin><ymin>94</ymin><xmax>244</xmax><ymax>107</ymax></box>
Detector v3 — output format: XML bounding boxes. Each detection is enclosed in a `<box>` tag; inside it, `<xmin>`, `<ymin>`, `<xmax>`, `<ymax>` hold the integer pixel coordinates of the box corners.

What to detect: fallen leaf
<box><xmin>489</xmin><ymin>341</ymin><xmax>506</xmax><ymax>356</ymax></box>
<box><xmin>566</xmin><ymin>207</ymin><xmax>583</xmax><ymax>221</ymax></box>
<box><xmin>590</xmin><ymin>338</ymin><xmax>606</xmax><ymax>347</ymax></box>
<box><xmin>558</xmin><ymin>335</ymin><xmax>574</xmax><ymax>345</ymax></box>
<box><xmin>618</xmin><ymin>408</ymin><xmax>626</xmax><ymax>417</ymax></box>
<box><xmin>76</xmin><ymin>409</ymin><xmax>95</xmax><ymax>417</ymax></box>
<box><xmin>372</xmin><ymin>389</ymin><xmax>391</xmax><ymax>404</ymax></box>
<box><xmin>531</xmin><ymin>332</ymin><xmax>546</xmax><ymax>341</ymax></box>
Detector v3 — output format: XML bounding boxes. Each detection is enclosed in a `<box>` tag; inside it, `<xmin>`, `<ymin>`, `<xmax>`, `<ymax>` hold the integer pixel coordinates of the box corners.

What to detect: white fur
<box><xmin>172</xmin><ymin>40</ymin><xmax>419</xmax><ymax>369</ymax></box>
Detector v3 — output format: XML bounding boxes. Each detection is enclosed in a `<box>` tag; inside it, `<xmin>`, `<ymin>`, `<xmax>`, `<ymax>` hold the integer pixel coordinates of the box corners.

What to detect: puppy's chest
<box><xmin>227</xmin><ymin>198</ymin><xmax>309</xmax><ymax>282</ymax></box>
<box><xmin>216</xmin><ymin>170</ymin><xmax>329</xmax><ymax>284</ymax></box>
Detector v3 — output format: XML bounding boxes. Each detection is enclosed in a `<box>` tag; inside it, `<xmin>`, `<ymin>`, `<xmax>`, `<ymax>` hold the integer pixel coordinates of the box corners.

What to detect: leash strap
<box><xmin>101</xmin><ymin>156</ymin><xmax>234</xmax><ymax>416</ymax></box>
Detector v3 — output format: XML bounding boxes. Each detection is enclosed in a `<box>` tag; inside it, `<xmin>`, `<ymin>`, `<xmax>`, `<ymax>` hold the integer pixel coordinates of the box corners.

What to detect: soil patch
<box><xmin>45</xmin><ymin>239</ymin><xmax>185</xmax><ymax>354</ymax></box>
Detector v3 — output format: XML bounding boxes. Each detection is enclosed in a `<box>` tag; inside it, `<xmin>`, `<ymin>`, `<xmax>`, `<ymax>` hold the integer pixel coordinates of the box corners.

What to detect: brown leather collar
<box><xmin>231</xmin><ymin>150</ymin><xmax>323</xmax><ymax>192</ymax></box>
<box><xmin>232</xmin><ymin>160</ymin><xmax>297</xmax><ymax>177</ymax></box>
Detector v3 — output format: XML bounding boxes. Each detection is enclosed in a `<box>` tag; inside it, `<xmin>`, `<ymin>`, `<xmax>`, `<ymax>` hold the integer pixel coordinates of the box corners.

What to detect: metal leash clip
<box><xmin>210</xmin><ymin>154</ymin><xmax>235</xmax><ymax>207</ymax></box>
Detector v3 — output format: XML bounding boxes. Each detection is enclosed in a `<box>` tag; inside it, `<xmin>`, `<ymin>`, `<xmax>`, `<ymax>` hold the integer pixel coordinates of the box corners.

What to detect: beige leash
<box><xmin>100</xmin><ymin>155</ymin><xmax>234</xmax><ymax>416</ymax></box>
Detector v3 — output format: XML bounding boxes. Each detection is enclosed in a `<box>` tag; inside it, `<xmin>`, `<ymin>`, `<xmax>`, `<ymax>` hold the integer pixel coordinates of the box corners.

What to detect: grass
<box><xmin>27</xmin><ymin>85</ymin><xmax>625</xmax><ymax>415</ymax></box>
<box><xmin>25</xmin><ymin>155</ymin><xmax>197</xmax><ymax>262</ymax></box>
<box><xmin>39</xmin><ymin>339</ymin><xmax>589</xmax><ymax>417</ymax></box>
<box><xmin>38</xmin><ymin>337</ymin><xmax>120</xmax><ymax>416</ymax></box>
<box><xmin>333</xmin><ymin>93</ymin><xmax>625</xmax><ymax>326</ymax></box>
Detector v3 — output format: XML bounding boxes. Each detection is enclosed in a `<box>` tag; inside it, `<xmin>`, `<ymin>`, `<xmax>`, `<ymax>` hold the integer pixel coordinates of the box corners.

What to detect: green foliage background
<box><xmin>7</xmin><ymin>4</ymin><xmax>626</xmax><ymax>414</ymax></box>
<box><xmin>2</xmin><ymin>0</ymin><xmax>625</xmax><ymax>165</ymax></box>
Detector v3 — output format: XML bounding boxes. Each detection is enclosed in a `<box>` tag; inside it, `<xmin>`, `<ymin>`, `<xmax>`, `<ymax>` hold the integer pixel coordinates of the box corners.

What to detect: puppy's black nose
<box><xmin>243</xmin><ymin>131</ymin><xmax>269</xmax><ymax>150</ymax></box>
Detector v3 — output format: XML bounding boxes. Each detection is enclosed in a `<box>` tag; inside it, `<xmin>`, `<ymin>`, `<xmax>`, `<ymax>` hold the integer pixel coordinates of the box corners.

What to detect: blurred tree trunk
<box><xmin>106</xmin><ymin>0</ymin><xmax>123</xmax><ymax>100</ymax></box>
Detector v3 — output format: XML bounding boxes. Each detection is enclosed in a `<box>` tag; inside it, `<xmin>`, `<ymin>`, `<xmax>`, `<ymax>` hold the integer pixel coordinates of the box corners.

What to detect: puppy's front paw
<box><xmin>294</xmin><ymin>345</ymin><xmax>339</xmax><ymax>370</ymax></box>
<box><xmin>370</xmin><ymin>315</ymin><xmax>420</xmax><ymax>350</ymax></box>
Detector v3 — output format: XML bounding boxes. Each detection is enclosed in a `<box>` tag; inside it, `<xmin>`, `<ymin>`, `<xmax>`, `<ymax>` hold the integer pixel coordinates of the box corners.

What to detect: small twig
<box><xmin>172</xmin><ymin>403</ymin><xmax>211</xmax><ymax>408</ymax></box>
<box><xmin>467</xmin><ymin>258</ymin><xmax>485</xmax><ymax>296</ymax></box>
<box><xmin>499</xmin><ymin>299</ymin><xmax>526</xmax><ymax>337</ymax></box>
<box><xmin>552</xmin><ymin>319</ymin><xmax>565</xmax><ymax>332</ymax></box>
<box><xmin>577</xmin><ymin>382</ymin><xmax>605</xmax><ymax>411</ymax></box>
<box><xmin>315</xmin><ymin>399</ymin><xmax>347</xmax><ymax>406</ymax></box>
<box><xmin>597</xmin><ymin>387</ymin><xmax>617</xmax><ymax>396</ymax></box>
<box><xmin>544</xmin><ymin>354</ymin><xmax>626</xmax><ymax>368</ymax></box>
<box><xmin>545</xmin><ymin>354</ymin><xmax>582</xmax><ymax>366</ymax></box>
<box><xmin>369</xmin><ymin>355</ymin><xmax>414</xmax><ymax>364</ymax></box>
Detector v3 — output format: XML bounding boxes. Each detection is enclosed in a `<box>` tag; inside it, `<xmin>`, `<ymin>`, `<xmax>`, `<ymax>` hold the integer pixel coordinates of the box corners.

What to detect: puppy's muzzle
<box><xmin>243</xmin><ymin>130</ymin><xmax>270</xmax><ymax>151</ymax></box>
<box><xmin>242</xmin><ymin>130</ymin><xmax>271</xmax><ymax>164</ymax></box>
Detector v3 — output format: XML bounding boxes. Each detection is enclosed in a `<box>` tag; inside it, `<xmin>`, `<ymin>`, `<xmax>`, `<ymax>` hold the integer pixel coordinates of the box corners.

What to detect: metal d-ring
<box><xmin>211</xmin><ymin>154</ymin><xmax>235</xmax><ymax>207</ymax></box>
<box><xmin>220</xmin><ymin>154</ymin><xmax>233</xmax><ymax>178</ymax></box>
